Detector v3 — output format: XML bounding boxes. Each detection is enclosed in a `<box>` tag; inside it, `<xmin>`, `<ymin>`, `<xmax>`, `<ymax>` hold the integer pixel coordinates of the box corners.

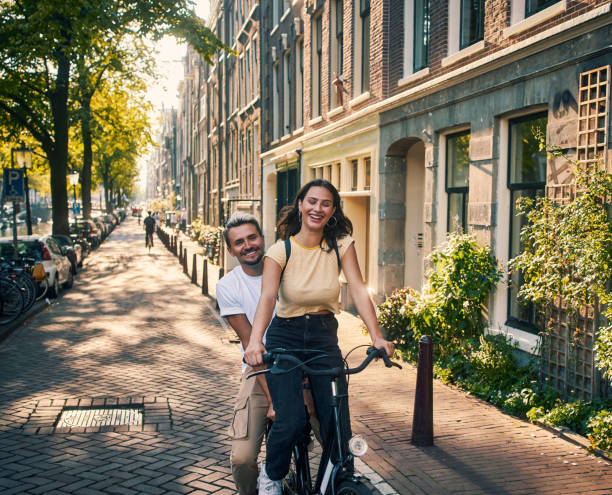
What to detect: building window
<box><xmin>296</xmin><ymin>40</ymin><xmax>304</xmax><ymax>128</ymax></box>
<box><xmin>351</xmin><ymin>159</ymin><xmax>359</xmax><ymax>191</ymax></box>
<box><xmin>311</xmin><ymin>14</ymin><xmax>322</xmax><ymax>117</ymax></box>
<box><xmin>273</xmin><ymin>64</ymin><xmax>280</xmax><ymax>141</ymax></box>
<box><xmin>507</xmin><ymin>113</ymin><xmax>548</xmax><ymax>331</ymax></box>
<box><xmin>360</xmin><ymin>0</ymin><xmax>370</xmax><ymax>93</ymax></box>
<box><xmin>277</xmin><ymin>167</ymin><xmax>299</xmax><ymax>219</ymax></box>
<box><xmin>364</xmin><ymin>157</ymin><xmax>371</xmax><ymax>190</ymax></box>
<box><xmin>446</xmin><ymin>130</ymin><xmax>470</xmax><ymax>233</ymax></box>
<box><xmin>526</xmin><ymin>0</ymin><xmax>557</xmax><ymax>17</ymax></box>
<box><xmin>331</xmin><ymin>0</ymin><xmax>344</xmax><ymax>107</ymax></box>
<box><xmin>283</xmin><ymin>52</ymin><xmax>291</xmax><ymax>135</ymax></box>
<box><xmin>413</xmin><ymin>0</ymin><xmax>430</xmax><ymax>72</ymax></box>
<box><xmin>460</xmin><ymin>0</ymin><xmax>484</xmax><ymax>49</ymax></box>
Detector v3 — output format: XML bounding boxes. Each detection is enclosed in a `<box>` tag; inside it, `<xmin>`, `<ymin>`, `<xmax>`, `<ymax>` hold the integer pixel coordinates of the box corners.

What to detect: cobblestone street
<box><xmin>0</xmin><ymin>218</ymin><xmax>610</xmax><ymax>494</ymax></box>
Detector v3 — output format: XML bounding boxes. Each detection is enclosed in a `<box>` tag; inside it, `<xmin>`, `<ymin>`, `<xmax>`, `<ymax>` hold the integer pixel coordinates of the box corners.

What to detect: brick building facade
<box><xmin>153</xmin><ymin>0</ymin><xmax>611</xmax><ymax>365</ymax></box>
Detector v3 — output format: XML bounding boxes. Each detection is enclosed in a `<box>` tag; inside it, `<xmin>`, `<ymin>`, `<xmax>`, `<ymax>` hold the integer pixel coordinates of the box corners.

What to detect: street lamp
<box><xmin>12</xmin><ymin>142</ymin><xmax>33</xmax><ymax>236</ymax></box>
<box><xmin>68</xmin><ymin>171</ymin><xmax>79</xmax><ymax>217</ymax></box>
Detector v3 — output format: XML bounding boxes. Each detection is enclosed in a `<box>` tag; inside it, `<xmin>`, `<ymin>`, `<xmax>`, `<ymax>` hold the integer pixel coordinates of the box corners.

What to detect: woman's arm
<box><xmin>244</xmin><ymin>257</ymin><xmax>282</xmax><ymax>366</ymax></box>
<box><xmin>342</xmin><ymin>244</ymin><xmax>395</xmax><ymax>357</ymax></box>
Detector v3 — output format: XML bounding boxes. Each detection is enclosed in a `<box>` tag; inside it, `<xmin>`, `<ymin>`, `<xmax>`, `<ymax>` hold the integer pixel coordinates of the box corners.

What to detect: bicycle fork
<box><xmin>318</xmin><ymin>378</ymin><xmax>362</xmax><ymax>495</ymax></box>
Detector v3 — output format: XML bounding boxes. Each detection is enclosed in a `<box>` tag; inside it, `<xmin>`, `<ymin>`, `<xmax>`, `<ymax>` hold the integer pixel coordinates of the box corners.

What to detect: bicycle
<box><xmin>249</xmin><ymin>346</ymin><xmax>402</xmax><ymax>495</ymax></box>
<box><xmin>0</xmin><ymin>275</ymin><xmax>24</xmax><ymax>325</ymax></box>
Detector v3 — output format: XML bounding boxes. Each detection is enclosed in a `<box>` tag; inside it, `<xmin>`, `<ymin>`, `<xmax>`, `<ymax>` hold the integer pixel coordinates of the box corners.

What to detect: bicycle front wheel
<box><xmin>335</xmin><ymin>479</ymin><xmax>373</xmax><ymax>495</ymax></box>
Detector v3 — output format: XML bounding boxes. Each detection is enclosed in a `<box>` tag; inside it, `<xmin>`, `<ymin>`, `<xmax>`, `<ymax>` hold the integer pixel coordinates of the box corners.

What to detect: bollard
<box><xmin>191</xmin><ymin>253</ymin><xmax>197</xmax><ymax>284</ymax></box>
<box><xmin>411</xmin><ymin>335</ymin><xmax>434</xmax><ymax>446</ymax></box>
<box><xmin>178</xmin><ymin>241</ymin><xmax>183</xmax><ymax>263</ymax></box>
<box><xmin>201</xmin><ymin>258</ymin><xmax>209</xmax><ymax>295</ymax></box>
<box><xmin>183</xmin><ymin>248</ymin><xmax>188</xmax><ymax>274</ymax></box>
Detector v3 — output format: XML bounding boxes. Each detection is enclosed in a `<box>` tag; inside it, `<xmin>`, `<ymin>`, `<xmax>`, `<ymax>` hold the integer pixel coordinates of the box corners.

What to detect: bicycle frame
<box><xmin>252</xmin><ymin>347</ymin><xmax>401</xmax><ymax>495</ymax></box>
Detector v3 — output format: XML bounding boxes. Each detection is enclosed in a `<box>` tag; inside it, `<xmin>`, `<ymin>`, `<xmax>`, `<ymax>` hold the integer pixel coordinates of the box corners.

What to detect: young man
<box><xmin>216</xmin><ymin>213</ymin><xmax>274</xmax><ymax>495</ymax></box>
<box><xmin>143</xmin><ymin>211</ymin><xmax>155</xmax><ymax>248</ymax></box>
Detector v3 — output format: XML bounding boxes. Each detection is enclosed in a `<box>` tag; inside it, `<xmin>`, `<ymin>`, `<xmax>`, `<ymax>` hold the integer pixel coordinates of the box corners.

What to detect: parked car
<box><xmin>51</xmin><ymin>234</ymin><xmax>83</xmax><ymax>275</ymax></box>
<box><xmin>70</xmin><ymin>220</ymin><xmax>100</xmax><ymax>248</ymax></box>
<box><xmin>0</xmin><ymin>235</ymin><xmax>73</xmax><ymax>297</ymax></box>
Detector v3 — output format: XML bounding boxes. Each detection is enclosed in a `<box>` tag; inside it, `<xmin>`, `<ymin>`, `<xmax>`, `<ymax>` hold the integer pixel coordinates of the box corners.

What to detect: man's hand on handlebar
<box><xmin>244</xmin><ymin>340</ymin><xmax>266</xmax><ymax>366</ymax></box>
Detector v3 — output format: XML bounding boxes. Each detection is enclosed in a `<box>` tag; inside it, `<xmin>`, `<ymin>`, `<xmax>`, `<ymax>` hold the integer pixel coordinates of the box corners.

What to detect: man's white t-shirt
<box><xmin>216</xmin><ymin>265</ymin><xmax>271</xmax><ymax>372</ymax></box>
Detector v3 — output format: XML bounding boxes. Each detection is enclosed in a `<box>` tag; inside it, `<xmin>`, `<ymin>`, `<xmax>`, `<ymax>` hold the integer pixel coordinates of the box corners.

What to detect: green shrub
<box><xmin>401</xmin><ymin>233</ymin><xmax>503</xmax><ymax>359</ymax></box>
<box><xmin>587</xmin><ymin>410</ymin><xmax>612</xmax><ymax>453</ymax></box>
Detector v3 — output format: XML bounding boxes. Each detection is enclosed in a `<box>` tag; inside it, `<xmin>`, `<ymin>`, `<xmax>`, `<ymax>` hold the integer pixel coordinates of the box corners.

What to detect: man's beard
<box><xmin>242</xmin><ymin>252</ymin><xmax>263</xmax><ymax>266</ymax></box>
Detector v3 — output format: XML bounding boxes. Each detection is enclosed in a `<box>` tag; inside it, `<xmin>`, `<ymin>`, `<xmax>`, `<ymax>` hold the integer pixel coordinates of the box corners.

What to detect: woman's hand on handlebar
<box><xmin>244</xmin><ymin>340</ymin><xmax>266</xmax><ymax>366</ymax></box>
<box><xmin>371</xmin><ymin>337</ymin><xmax>395</xmax><ymax>358</ymax></box>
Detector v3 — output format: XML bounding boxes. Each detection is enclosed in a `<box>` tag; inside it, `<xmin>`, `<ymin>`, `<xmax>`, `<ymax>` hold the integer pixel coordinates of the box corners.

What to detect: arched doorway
<box><xmin>379</xmin><ymin>137</ymin><xmax>426</xmax><ymax>296</ymax></box>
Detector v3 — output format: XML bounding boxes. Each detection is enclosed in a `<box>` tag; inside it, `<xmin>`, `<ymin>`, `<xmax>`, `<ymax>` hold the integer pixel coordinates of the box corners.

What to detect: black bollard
<box><xmin>183</xmin><ymin>248</ymin><xmax>188</xmax><ymax>274</ymax></box>
<box><xmin>191</xmin><ymin>253</ymin><xmax>198</xmax><ymax>284</ymax></box>
<box><xmin>178</xmin><ymin>241</ymin><xmax>183</xmax><ymax>263</ymax></box>
<box><xmin>215</xmin><ymin>267</ymin><xmax>225</xmax><ymax>311</ymax></box>
<box><xmin>202</xmin><ymin>258</ymin><xmax>208</xmax><ymax>295</ymax></box>
<box><xmin>411</xmin><ymin>335</ymin><xmax>434</xmax><ymax>446</ymax></box>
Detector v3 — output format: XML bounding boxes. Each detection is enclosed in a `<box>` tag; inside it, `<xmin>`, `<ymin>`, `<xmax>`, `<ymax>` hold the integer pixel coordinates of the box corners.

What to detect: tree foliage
<box><xmin>0</xmin><ymin>0</ymin><xmax>227</xmax><ymax>234</ymax></box>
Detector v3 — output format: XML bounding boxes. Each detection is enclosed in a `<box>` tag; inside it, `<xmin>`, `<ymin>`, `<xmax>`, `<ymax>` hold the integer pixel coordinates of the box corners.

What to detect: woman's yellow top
<box><xmin>265</xmin><ymin>235</ymin><xmax>354</xmax><ymax>317</ymax></box>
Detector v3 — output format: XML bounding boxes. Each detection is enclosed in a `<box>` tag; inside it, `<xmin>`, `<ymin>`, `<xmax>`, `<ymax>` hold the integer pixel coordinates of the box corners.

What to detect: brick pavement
<box><xmin>0</xmin><ymin>218</ymin><xmax>610</xmax><ymax>495</ymax></box>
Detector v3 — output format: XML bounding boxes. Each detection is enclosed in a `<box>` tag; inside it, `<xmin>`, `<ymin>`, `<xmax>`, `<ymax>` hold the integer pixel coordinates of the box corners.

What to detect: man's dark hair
<box><xmin>223</xmin><ymin>212</ymin><xmax>263</xmax><ymax>246</ymax></box>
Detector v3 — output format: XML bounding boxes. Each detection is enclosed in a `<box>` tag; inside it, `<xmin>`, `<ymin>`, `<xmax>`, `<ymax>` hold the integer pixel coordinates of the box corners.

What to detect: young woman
<box><xmin>244</xmin><ymin>179</ymin><xmax>394</xmax><ymax>494</ymax></box>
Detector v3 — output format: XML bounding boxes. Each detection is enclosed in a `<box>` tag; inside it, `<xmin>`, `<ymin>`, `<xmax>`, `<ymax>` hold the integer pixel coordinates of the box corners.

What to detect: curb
<box><xmin>534</xmin><ymin>420</ymin><xmax>612</xmax><ymax>462</ymax></box>
<box><xmin>0</xmin><ymin>298</ymin><xmax>52</xmax><ymax>344</ymax></box>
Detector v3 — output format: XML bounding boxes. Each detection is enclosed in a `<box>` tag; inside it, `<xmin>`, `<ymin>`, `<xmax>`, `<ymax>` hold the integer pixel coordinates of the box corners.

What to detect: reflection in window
<box><xmin>507</xmin><ymin>114</ymin><xmax>548</xmax><ymax>332</ymax></box>
<box><xmin>413</xmin><ymin>0</ymin><xmax>430</xmax><ymax>71</ymax></box>
<box><xmin>446</xmin><ymin>131</ymin><xmax>470</xmax><ymax>233</ymax></box>
<box><xmin>526</xmin><ymin>0</ymin><xmax>557</xmax><ymax>17</ymax></box>
<box><xmin>351</xmin><ymin>159</ymin><xmax>359</xmax><ymax>191</ymax></box>
<box><xmin>460</xmin><ymin>0</ymin><xmax>484</xmax><ymax>49</ymax></box>
<box><xmin>364</xmin><ymin>157</ymin><xmax>371</xmax><ymax>190</ymax></box>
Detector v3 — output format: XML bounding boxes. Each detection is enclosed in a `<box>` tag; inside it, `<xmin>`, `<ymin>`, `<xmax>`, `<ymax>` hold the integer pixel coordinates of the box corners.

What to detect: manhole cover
<box><xmin>56</xmin><ymin>406</ymin><xmax>143</xmax><ymax>428</ymax></box>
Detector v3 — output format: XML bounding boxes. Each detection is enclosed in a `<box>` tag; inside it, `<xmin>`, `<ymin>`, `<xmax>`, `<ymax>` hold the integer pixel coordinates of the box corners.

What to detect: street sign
<box><xmin>2</xmin><ymin>169</ymin><xmax>25</xmax><ymax>202</ymax></box>
<box><xmin>73</xmin><ymin>201</ymin><xmax>81</xmax><ymax>215</ymax></box>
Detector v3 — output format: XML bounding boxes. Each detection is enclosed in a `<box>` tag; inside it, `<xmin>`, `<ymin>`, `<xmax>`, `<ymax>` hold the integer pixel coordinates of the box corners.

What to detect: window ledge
<box><xmin>503</xmin><ymin>0</ymin><xmax>566</xmax><ymax>38</ymax></box>
<box><xmin>280</xmin><ymin>8</ymin><xmax>291</xmax><ymax>23</ymax></box>
<box><xmin>280</xmin><ymin>133</ymin><xmax>292</xmax><ymax>142</ymax></box>
<box><xmin>349</xmin><ymin>92</ymin><xmax>371</xmax><ymax>108</ymax></box>
<box><xmin>441</xmin><ymin>40</ymin><xmax>485</xmax><ymax>67</ymax></box>
<box><xmin>327</xmin><ymin>106</ymin><xmax>344</xmax><ymax>118</ymax></box>
<box><xmin>270</xmin><ymin>25</ymin><xmax>279</xmax><ymax>36</ymax></box>
<box><xmin>270</xmin><ymin>139</ymin><xmax>280</xmax><ymax>146</ymax></box>
<box><xmin>292</xmin><ymin>126</ymin><xmax>304</xmax><ymax>136</ymax></box>
<box><xmin>398</xmin><ymin>68</ymin><xmax>430</xmax><ymax>88</ymax></box>
<box><xmin>308</xmin><ymin>116</ymin><xmax>323</xmax><ymax>126</ymax></box>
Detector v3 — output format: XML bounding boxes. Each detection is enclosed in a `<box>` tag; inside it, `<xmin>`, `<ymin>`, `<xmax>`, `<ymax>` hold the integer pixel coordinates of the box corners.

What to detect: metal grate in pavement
<box><xmin>56</xmin><ymin>406</ymin><xmax>143</xmax><ymax>428</ymax></box>
<box><xmin>23</xmin><ymin>397</ymin><xmax>172</xmax><ymax>434</ymax></box>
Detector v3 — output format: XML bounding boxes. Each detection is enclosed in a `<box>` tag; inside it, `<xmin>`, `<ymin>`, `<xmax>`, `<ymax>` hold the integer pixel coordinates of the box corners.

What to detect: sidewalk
<box><xmin>0</xmin><ymin>217</ymin><xmax>609</xmax><ymax>495</ymax></box>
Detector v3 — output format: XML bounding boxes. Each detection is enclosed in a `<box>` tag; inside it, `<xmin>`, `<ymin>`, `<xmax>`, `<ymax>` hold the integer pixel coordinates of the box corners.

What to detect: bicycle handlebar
<box><xmin>248</xmin><ymin>347</ymin><xmax>402</xmax><ymax>380</ymax></box>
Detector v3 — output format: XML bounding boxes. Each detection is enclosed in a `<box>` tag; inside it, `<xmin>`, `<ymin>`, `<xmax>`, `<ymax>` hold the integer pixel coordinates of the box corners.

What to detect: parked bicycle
<box><xmin>249</xmin><ymin>346</ymin><xmax>402</xmax><ymax>495</ymax></box>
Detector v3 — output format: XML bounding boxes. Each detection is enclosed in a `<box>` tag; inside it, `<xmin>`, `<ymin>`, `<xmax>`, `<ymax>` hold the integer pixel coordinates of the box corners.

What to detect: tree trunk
<box><xmin>81</xmin><ymin>93</ymin><xmax>93</xmax><ymax>219</ymax></box>
<box><xmin>49</xmin><ymin>51</ymin><xmax>71</xmax><ymax>236</ymax></box>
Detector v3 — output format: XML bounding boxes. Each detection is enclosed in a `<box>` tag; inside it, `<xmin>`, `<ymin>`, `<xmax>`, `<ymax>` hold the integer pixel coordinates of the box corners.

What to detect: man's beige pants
<box><xmin>228</xmin><ymin>368</ymin><xmax>269</xmax><ymax>495</ymax></box>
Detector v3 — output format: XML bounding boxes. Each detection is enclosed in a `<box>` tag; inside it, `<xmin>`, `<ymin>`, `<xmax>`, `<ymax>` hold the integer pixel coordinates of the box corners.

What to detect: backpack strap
<box><xmin>279</xmin><ymin>238</ymin><xmax>291</xmax><ymax>282</ymax></box>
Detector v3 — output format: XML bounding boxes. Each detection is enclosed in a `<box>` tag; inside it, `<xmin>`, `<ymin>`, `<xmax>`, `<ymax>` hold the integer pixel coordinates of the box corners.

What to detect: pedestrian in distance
<box><xmin>217</xmin><ymin>212</ymin><xmax>319</xmax><ymax>495</ymax></box>
<box><xmin>143</xmin><ymin>211</ymin><xmax>155</xmax><ymax>250</ymax></box>
<box><xmin>244</xmin><ymin>179</ymin><xmax>395</xmax><ymax>495</ymax></box>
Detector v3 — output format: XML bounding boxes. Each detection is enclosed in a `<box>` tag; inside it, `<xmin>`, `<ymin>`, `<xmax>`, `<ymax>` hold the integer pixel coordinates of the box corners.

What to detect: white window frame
<box><xmin>505</xmin><ymin>0</ymin><xmax>566</xmax><ymax>38</ymax></box>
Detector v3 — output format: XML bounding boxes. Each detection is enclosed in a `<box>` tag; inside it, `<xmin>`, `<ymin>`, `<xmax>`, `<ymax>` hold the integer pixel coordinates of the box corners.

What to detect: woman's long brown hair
<box><xmin>276</xmin><ymin>179</ymin><xmax>353</xmax><ymax>251</ymax></box>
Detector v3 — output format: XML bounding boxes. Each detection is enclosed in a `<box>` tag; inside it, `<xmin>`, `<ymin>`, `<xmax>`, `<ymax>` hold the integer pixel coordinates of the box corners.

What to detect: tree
<box><xmin>0</xmin><ymin>0</ymin><xmax>227</xmax><ymax>234</ymax></box>
<box><xmin>92</xmin><ymin>83</ymin><xmax>151</xmax><ymax>212</ymax></box>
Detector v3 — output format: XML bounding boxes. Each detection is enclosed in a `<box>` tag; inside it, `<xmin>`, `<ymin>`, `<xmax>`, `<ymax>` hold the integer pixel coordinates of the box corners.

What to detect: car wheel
<box><xmin>48</xmin><ymin>275</ymin><xmax>60</xmax><ymax>298</ymax></box>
